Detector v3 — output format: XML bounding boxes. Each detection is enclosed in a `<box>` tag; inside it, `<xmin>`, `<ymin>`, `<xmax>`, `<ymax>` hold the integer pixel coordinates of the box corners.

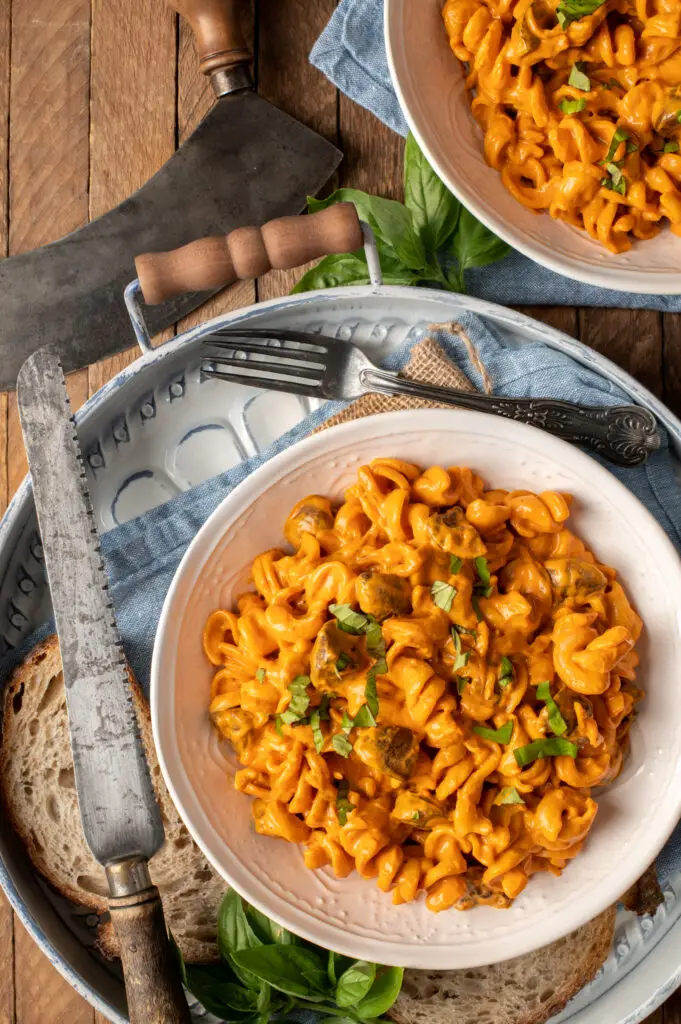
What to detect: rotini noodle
<box><xmin>204</xmin><ymin>460</ymin><xmax>642</xmax><ymax>912</ymax></box>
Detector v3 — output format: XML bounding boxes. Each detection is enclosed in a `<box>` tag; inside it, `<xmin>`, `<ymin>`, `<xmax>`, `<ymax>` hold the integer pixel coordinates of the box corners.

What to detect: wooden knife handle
<box><xmin>169</xmin><ymin>0</ymin><xmax>250</xmax><ymax>77</ymax></box>
<box><xmin>108</xmin><ymin>885</ymin><xmax>191</xmax><ymax>1024</ymax></box>
<box><xmin>136</xmin><ymin>203</ymin><xmax>364</xmax><ymax>305</ymax></box>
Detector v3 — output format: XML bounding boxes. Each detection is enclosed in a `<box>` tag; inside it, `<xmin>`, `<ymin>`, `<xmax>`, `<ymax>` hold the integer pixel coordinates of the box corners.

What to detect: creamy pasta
<box><xmin>204</xmin><ymin>460</ymin><xmax>642</xmax><ymax>912</ymax></box>
<box><xmin>442</xmin><ymin>0</ymin><xmax>681</xmax><ymax>252</ymax></box>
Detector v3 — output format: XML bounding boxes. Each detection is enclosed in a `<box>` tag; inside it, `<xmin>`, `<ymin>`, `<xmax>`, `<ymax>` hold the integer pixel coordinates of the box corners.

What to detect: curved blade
<box><xmin>0</xmin><ymin>92</ymin><xmax>341</xmax><ymax>390</ymax></box>
<box><xmin>17</xmin><ymin>347</ymin><xmax>164</xmax><ymax>864</ymax></box>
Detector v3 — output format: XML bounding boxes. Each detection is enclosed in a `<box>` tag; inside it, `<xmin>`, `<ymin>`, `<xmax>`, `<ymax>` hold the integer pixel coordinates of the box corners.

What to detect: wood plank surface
<box><xmin>0</xmin><ymin>0</ymin><xmax>679</xmax><ymax>1021</ymax></box>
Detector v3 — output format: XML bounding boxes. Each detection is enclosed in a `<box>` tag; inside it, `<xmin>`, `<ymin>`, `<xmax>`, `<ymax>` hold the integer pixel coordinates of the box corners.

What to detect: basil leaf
<box><xmin>449</xmin><ymin>554</ymin><xmax>463</xmax><ymax>574</ymax></box>
<box><xmin>336</xmin><ymin>652</ymin><xmax>353</xmax><ymax>672</ymax></box>
<box><xmin>333</xmin><ymin>733</ymin><xmax>353</xmax><ymax>758</ymax></box>
<box><xmin>232</xmin><ymin>946</ymin><xmax>330</xmax><ymax>1000</ymax></box>
<box><xmin>457</xmin><ymin>676</ymin><xmax>470</xmax><ymax>694</ymax></box>
<box><xmin>602</xmin><ymin>127</ymin><xmax>630</xmax><ymax>165</ymax></box>
<box><xmin>318</xmin><ymin>693</ymin><xmax>332</xmax><ymax>720</ymax></box>
<box><xmin>556</xmin><ymin>0</ymin><xmax>606</xmax><ymax>28</ymax></box>
<box><xmin>275</xmin><ymin>715</ymin><xmax>284</xmax><ymax>737</ymax></box>
<box><xmin>498</xmin><ymin>656</ymin><xmax>514</xmax><ymax>688</ymax></box>
<box><xmin>473</xmin><ymin>721</ymin><xmax>514</xmax><ymax>744</ymax></box>
<box><xmin>255</xmin><ymin>667</ymin><xmax>265</xmax><ymax>683</ymax></box>
<box><xmin>353</xmin><ymin>704</ymin><xmax>377</xmax><ymax>728</ymax></box>
<box><xmin>186</xmin><ymin>965</ymin><xmax>258</xmax><ymax>1017</ymax></box>
<box><xmin>245</xmin><ymin>905</ymin><xmax>298</xmax><ymax>946</ymax></box>
<box><xmin>336</xmin><ymin>960</ymin><xmax>377</xmax><ymax>1007</ymax></box>
<box><xmin>404</xmin><ymin>132</ymin><xmax>461</xmax><ymax>259</ymax></box>
<box><xmin>450</xmin><ymin>207</ymin><xmax>511</xmax><ymax>285</ymax></box>
<box><xmin>471</xmin><ymin>595</ymin><xmax>483</xmax><ymax>621</ymax></box>
<box><xmin>365</xmin><ymin>617</ymin><xmax>386</xmax><ymax>659</ymax></box>
<box><xmin>291</xmin><ymin>251</ymin><xmax>371</xmax><ymax>293</ymax></box>
<box><xmin>328</xmin><ymin>950</ymin><xmax>355</xmax><ymax>987</ymax></box>
<box><xmin>474</xmin><ymin>556</ymin><xmax>491</xmax><ymax>587</ymax></box>
<box><xmin>336</xmin><ymin>779</ymin><xmax>354</xmax><ymax>825</ymax></box>
<box><xmin>536</xmin><ymin>681</ymin><xmax>568</xmax><ymax>736</ymax></box>
<box><xmin>559</xmin><ymin>97</ymin><xmax>586</xmax><ymax>115</ymax></box>
<box><xmin>256</xmin><ymin>981</ymin><xmax>271</xmax><ymax>1022</ymax></box>
<box><xmin>431</xmin><ymin>580</ymin><xmax>456</xmax><ymax>612</ymax></box>
<box><xmin>355</xmin><ymin>966</ymin><xmax>405</xmax><ymax>1018</ymax></box>
<box><xmin>366</xmin><ymin>202</ymin><xmax>427</xmax><ymax>271</ymax></box>
<box><xmin>365</xmin><ymin>668</ymin><xmax>380</xmax><ymax>717</ymax></box>
<box><xmin>282</xmin><ymin>675</ymin><xmax>311</xmax><ymax>723</ymax></box>
<box><xmin>568</xmin><ymin>62</ymin><xmax>590</xmax><ymax>91</ymax></box>
<box><xmin>329</xmin><ymin>604</ymin><xmax>369</xmax><ymax>635</ymax></box>
<box><xmin>495</xmin><ymin>786</ymin><xmax>525</xmax><ymax>806</ymax></box>
<box><xmin>451</xmin><ymin>628</ymin><xmax>470</xmax><ymax>672</ymax></box>
<box><xmin>310</xmin><ymin>709</ymin><xmax>324</xmax><ymax>752</ymax></box>
<box><xmin>664</xmin><ymin>140</ymin><xmax>680</xmax><ymax>153</ymax></box>
<box><xmin>217</xmin><ymin>890</ymin><xmax>263</xmax><ymax>991</ymax></box>
<box><xmin>514</xmin><ymin>737</ymin><xmax>578</xmax><ymax>767</ymax></box>
<box><xmin>453</xmin><ymin>622</ymin><xmax>477</xmax><ymax>638</ymax></box>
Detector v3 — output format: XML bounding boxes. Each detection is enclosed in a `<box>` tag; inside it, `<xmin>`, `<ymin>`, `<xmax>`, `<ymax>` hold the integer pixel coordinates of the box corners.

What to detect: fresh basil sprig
<box><xmin>292</xmin><ymin>133</ymin><xmax>510</xmax><ymax>295</ymax></box>
<box><xmin>173</xmin><ymin>890</ymin><xmax>404</xmax><ymax>1022</ymax></box>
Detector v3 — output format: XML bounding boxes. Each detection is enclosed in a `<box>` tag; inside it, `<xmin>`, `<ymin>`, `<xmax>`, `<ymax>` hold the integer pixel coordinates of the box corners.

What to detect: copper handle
<box><xmin>135</xmin><ymin>203</ymin><xmax>363</xmax><ymax>305</ymax></box>
<box><xmin>169</xmin><ymin>0</ymin><xmax>250</xmax><ymax>78</ymax></box>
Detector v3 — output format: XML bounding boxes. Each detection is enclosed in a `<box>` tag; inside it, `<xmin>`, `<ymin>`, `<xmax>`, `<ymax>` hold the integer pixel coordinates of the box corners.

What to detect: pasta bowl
<box><xmin>151</xmin><ymin>408</ymin><xmax>681</xmax><ymax>969</ymax></box>
<box><xmin>385</xmin><ymin>0</ymin><xmax>681</xmax><ymax>295</ymax></box>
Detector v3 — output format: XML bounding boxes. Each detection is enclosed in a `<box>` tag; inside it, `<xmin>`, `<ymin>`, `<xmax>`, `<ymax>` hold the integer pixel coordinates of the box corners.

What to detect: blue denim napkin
<box><xmin>310</xmin><ymin>0</ymin><xmax>681</xmax><ymax>310</ymax></box>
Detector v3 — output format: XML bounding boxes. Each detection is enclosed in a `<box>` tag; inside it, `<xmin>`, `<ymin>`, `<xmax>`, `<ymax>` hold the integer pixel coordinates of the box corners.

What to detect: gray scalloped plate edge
<box><xmin>1</xmin><ymin>284</ymin><xmax>680</xmax><ymax>1024</ymax></box>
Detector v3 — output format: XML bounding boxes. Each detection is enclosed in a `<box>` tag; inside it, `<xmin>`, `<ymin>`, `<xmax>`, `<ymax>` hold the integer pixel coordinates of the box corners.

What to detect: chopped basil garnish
<box><xmin>473</xmin><ymin>721</ymin><xmax>513</xmax><ymax>744</ymax></box>
<box><xmin>335</xmin><ymin>652</ymin><xmax>353</xmax><ymax>673</ymax></box>
<box><xmin>451</xmin><ymin>628</ymin><xmax>471</xmax><ymax>672</ymax></box>
<box><xmin>310</xmin><ymin>709</ymin><xmax>324</xmax><ymax>752</ymax></box>
<box><xmin>495</xmin><ymin>786</ymin><xmax>525</xmax><ymax>806</ymax></box>
<box><xmin>318</xmin><ymin>693</ymin><xmax>331</xmax><ymax>720</ymax></box>
<box><xmin>473</xmin><ymin>557</ymin><xmax>492</xmax><ymax>597</ymax></box>
<box><xmin>602</xmin><ymin>128</ymin><xmax>630</xmax><ymax>166</ymax></box>
<box><xmin>471</xmin><ymin>595</ymin><xmax>483</xmax><ymax>622</ymax></box>
<box><xmin>412</xmin><ymin>811</ymin><xmax>421</xmax><ymax>822</ymax></box>
<box><xmin>256</xmin><ymin>667</ymin><xmax>266</xmax><ymax>683</ymax></box>
<box><xmin>536</xmin><ymin>681</ymin><xmax>568</xmax><ymax>736</ymax></box>
<box><xmin>365</xmin><ymin>669</ymin><xmax>380</xmax><ymax>717</ymax></box>
<box><xmin>449</xmin><ymin>555</ymin><xmax>463</xmax><ymax>574</ymax></box>
<box><xmin>457</xmin><ymin>676</ymin><xmax>470</xmax><ymax>695</ymax></box>
<box><xmin>568</xmin><ymin>62</ymin><xmax>590</xmax><ymax>91</ymax></box>
<box><xmin>559</xmin><ymin>97</ymin><xmax>586</xmax><ymax>115</ymax></box>
<box><xmin>329</xmin><ymin>604</ymin><xmax>370</xmax><ymax>634</ymax></box>
<box><xmin>332</xmin><ymin>733</ymin><xmax>353</xmax><ymax>758</ymax></box>
<box><xmin>664</xmin><ymin>140</ymin><xmax>680</xmax><ymax>153</ymax></box>
<box><xmin>498</xmin><ymin>656</ymin><xmax>514</xmax><ymax>689</ymax></box>
<box><xmin>556</xmin><ymin>0</ymin><xmax>606</xmax><ymax>29</ymax></box>
<box><xmin>353</xmin><ymin>704</ymin><xmax>377</xmax><ymax>728</ymax></box>
<box><xmin>365</xmin><ymin>617</ymin><xmax>386</xmax><ymax>659</ymax></box>
<box><xmin>336</xmin><ymin>780</ymin><xmax>354</xmax><ymax>825</ymax></box>
<box><xmin>280</xmin><ymin>676</ymin><xmax>311</xmax><ymax>723</ymax></box>
<box><xmin>431</xmin><ymin>579</ymin><xmax>457</xmax><ymax>612</ymax></box>
<box><xmin>453</xmin><ymin>622</ymin><xmax>477</xmax><ymax>638</ymax></box>
<box><xmin>514</xmin><ymin>737</ymin><xmax>578</xmax><ymax>767</ymax></box>
<box><xmin>275</xmin><ymin>716</ymin><xmax>284</xmax><ymax>737</ymax></box>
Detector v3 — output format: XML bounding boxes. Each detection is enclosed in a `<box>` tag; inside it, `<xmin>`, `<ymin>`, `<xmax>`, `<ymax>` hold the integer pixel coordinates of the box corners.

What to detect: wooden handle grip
<box><xmin>168</xmin><ymin>0</ymin><xmax>250</xmax><ymax>76</ymax></box>
<box><xmin>136</xmin><ymin>203</ymin><xmax>364</xmax><ymax>305</ymax></box>
<box><xmin>108</xmin><ymin>885</ymin><xmax>191</xmax><ymax>1024</ymax></box>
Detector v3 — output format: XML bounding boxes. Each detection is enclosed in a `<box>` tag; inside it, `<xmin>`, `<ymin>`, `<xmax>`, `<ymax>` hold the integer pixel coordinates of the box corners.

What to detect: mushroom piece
<box><xmin>427</xmin><ymin>506</ymin><xmax>486</xmax><ymax>558</ymax></box>
<box><xmin>356</xmin><ymin>571</ymin><xmax>412</xmax><ymax>622</ymax></box>
<box><xmin>283</xmin><ymin>496</ymin><xmax>335</xmax><ymax>548</ymax></box>
<box><xmin>544</xmin><ymin>559</ymin><xmax>607</xmax><ymax>602</ymax></box>
<box><xmin>310</xmin><ymin>620</ymin><xmax>361</xmax><ymax>690</ymax></box>
<box><xmin>354</xmin><ymin>726</ymin><xmax>420</xmax><ymax>781</ymax></box>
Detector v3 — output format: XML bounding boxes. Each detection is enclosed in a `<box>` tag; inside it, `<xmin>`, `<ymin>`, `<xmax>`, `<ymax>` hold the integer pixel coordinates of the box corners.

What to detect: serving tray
<box><xmin>0</xmin><ymin>286</ymin><xmax>679</xmax><ymax>1023</ymax></box>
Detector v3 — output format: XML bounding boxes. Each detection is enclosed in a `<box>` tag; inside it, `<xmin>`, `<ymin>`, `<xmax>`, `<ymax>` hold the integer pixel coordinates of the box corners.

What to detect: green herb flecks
<box><xmin>556</xmin><ymin>0</ymin><xmax>606</xmax><ymax>30</ymax></box>
<box><xmin>431</xmin><ymin>579</ymin><xmax>457</xmax><ymax>612</ymax></box>
<box><xmin>335</xmin><ymin>652</ymin><xmax>353</xmax><ymax>673</ymax></box>
<box><xmin>494</xmin><ymin>786</ymin><xmax>526</xmax><ymax>806</ymax></box>
<box><xmin>473</xmin><ymin>721</ymin><xmax>514</xmax><ymax>744</ymax></box>
<box><xmin>473</xmin><ymin>556</ymin><xmax>493</xmax><ymax>598</ymax></box>
<box><xmin>336</xmin><ymin>780</ymin><xmax>354</xmax><ymax>826</ymax></box>
<box><xmin>256</xmin><ymin>667</ymin><xmax>266</xmax><ymax>683</ymax></box>
<box><xmin>332</xmin><ymin>733</ymin><xmax>353</xmax><ymax>758</ymax></box>
<box><xmin>329</xmin><ymin>604</ymin><xmax>370</xmax><ymax>635</ymax></box>
<box><xmin>559</xmin><ymin>97</ymin><xmax>586</xmax><ymax>115</ymax></box>
<box><xmin>451</xmin><ymin>628</ymin><xmax>471</xmax><ymax>673</ymax></box>
<box><xmin>449</xmin><ymin>554</ymin><xmax>463</xmax><ymax>574</ymax></box>
<box><xmin>514</xmin><ymin>737</ymin><xmax>578</xmax><ymax>768</ymax></box>
<box><xmin>568</xmin><ymin>62</ymin><xmax>591</xmax><ymax>91</ymax></box>
<box><xmin>536</xmin><ymin>681</ymin><xmax>568</xmax><ymax>736</ymax></box>
<box><xmin>497</xmin><ymin>656</ymin><xmax>514</xmax><ymax>689</ymax></box>
<box><xmin>310</xmin><ymin>709</ymin><xmax>324</xmax><ymax>753</ymax></box>
<box><xmin>280</xmin><ymin>676</ymin><xmax>311</xmax><ymax>725</ymax></box>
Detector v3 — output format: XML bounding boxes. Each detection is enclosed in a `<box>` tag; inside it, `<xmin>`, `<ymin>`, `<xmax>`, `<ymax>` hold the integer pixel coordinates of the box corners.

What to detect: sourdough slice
<box><xmin>0</xmin><ymin>635</ymin><xmax>224</xmax><ymax>963</ymax></box>
<box><xmin>390</xmin><ymin>905</ymin><xmax>616</xmax><ymax>1024</ymax></box>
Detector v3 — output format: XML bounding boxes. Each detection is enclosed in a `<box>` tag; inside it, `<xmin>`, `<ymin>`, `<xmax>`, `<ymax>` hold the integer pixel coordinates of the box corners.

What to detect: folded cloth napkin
<box><xmin>310</xmin><ymin>0</ymin><xmax>681</xmax><ymax>311</ymax></box>
<box><xmin>2</xmin><ymin>312</ymin><xmax>678</xmax><ymax>885</ymax></box>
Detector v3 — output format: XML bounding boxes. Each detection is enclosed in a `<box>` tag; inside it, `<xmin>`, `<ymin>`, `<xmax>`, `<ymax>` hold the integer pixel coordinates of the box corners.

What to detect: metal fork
<box><xmin>202</xmin><ymin>327</ymin><xmax>660</xmax><ymax>467</ymax></box>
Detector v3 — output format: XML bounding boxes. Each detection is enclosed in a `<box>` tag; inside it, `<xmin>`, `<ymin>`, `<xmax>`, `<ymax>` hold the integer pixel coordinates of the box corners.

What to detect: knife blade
<box><xmin>0</xmin><ymin>0</ymin><xmax>341</xmax><ymax>391</ymax></box>
<box><xmin>17</xmin><ymin>347</ymin><xmax>190</xmax><ymax>1024</ymax></box>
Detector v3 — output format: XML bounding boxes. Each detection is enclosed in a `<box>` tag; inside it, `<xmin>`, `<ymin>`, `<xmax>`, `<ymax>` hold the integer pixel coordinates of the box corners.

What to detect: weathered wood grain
<box><xmin>340</xmin><ymin>97</ymin><xmax>404</xmax><ymax>200</ymax></box>
<box><xmin>87</xmin><ymin>0</ymin><xmax>176</xmax><ymax>395</ymax></box>
<box><xmin>0</xmin><ymin>888</ymin><xmax>13</xmax><ymax>1024</ymax></box>
<box><xmin>664</xmin><ymin>988</ymin><xmax>681</xmax><ymax>1023</ymax></box>
<box><xmin>579</xmin><ymin>308</ymin><xmax>664</xmax><ymax>399</ymax></box>
<box><xmin>256</xmin><ymin>0</ymin><xmax>338</xmax><ymax>300</ymax></box>
<box><xmin>518</xmin><ymin>306</ymin><xmax>578</xmax><ymax>339</ymax></box>
<box><xmin>661</xmin><ymin>314</ymin><xmax>681</xmax><ymax>419</ymax></box>
<box><xmin>14</xmin><ymin>920</ymin><xmax>93</xmax><ymax>1024</ymax></box>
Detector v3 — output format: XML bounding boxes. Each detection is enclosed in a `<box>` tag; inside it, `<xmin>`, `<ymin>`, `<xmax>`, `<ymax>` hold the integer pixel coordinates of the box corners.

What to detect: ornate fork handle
<box><xmin>361</xmin><ymin>369</ymin><xmax>660</xmax><ymax>468</ymax></box>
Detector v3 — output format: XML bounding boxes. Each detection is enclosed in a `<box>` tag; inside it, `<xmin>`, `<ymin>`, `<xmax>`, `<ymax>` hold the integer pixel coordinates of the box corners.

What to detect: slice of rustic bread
<box><xmin>388</xmin><ymin>905</ymin><xmax>616</xmax><ymax>1024</ymax></box>
<box><xmin>0</xmin><ymin>635</ymin><xmax>224</xmax><ymax>963</ymax></box>
<box><xmin>1</xmin><ymin>635</ymin><xmax>618</xmax><ymax>1024</ymax></box>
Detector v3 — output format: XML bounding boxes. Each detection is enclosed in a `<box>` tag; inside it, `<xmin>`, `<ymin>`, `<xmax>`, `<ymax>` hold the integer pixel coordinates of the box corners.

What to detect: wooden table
<box><xmin>0</xmin><ymin>0</ymin><xmax>679</xmax><ymax>1021</ymax></box>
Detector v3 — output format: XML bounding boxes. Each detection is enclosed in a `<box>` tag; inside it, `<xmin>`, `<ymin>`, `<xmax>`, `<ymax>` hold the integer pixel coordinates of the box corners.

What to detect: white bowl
<box><xmin>151</xmin><ymin>409</ymin><xmax>681</xmax><ymax>969</ymax></box>
<box><xmin>385</xmin><ymin>0</ymin><xmax>681</xmax><ymax>295</ymax></box>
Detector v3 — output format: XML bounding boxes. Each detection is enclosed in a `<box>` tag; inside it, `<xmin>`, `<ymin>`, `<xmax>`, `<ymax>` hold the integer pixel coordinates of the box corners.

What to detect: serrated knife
<box><xmin>17</xmin><ymin>347</ymin><xmax>191</xmax><ymax>1024</ymax></box>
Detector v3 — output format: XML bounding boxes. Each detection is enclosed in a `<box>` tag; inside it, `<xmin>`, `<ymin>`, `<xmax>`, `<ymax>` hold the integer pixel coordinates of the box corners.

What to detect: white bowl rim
<box><xmin>384</xmin><ymin>0</ymin><xmax>681</xmax><ymax>296</ymax></box>
<box><xmin>151</xmin><ymin>408</ymin><xmax>681</xmax><ymax>968</ymax></box>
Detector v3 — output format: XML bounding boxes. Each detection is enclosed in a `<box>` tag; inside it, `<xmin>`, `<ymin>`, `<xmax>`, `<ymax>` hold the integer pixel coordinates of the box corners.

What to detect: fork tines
<box><xmin>202</xmin><ymin>327</ymin><xmax>328</xmax><ymax>396</ymax></box>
